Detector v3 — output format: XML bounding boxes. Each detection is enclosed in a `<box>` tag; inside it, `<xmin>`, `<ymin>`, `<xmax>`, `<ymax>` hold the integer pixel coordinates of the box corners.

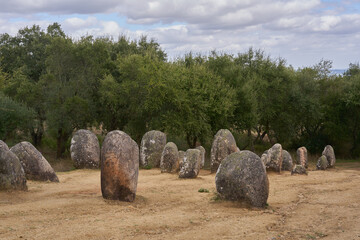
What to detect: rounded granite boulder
<box><xmin>316</xmin><ymin>155</ymin><xmax>328</xmax><ymax>170</ymax></box>
<box><xmin>296</xmin><ymin>147</ymin><xmax>308</xmax><ymax>168</ymax></box>
<box><xmin>322</xmin><ymin>145</ymin><xmax>336</xmax><ymax>168</ymax></box>
<box><xmin>179</xmin><ymin>149</ymin><xmax>201</xmax><ymax>178</ymax></box>
<box><xmin>281</xmin><ymin>150</ymin><xmax>293</xmax><ymax>171</ymax></box>
<box><xmin>160</xmin><ymin>142</ymin><xmax>179</xmax><ymax>173</ymax></box>
<box><xmin>0</xmin><ymin>140</ymin><xmax>9</xmax><ymax>151</ymax></box>
<box><xmin>140</xmin><ymin>130</ymin><xmax>166</xmax><ymax>168</ymax></box>
<box><xmin>215</xmin><ymin>151</ymin><xmax>269</xmax><ymax>208</ymax></box>
<box><xmin>262</xmin><ymin>144</ymin><xmax>283</xmax><ymax>172</ymax></box>
<box><xmin>196</xmin><ymin>146</ymin><xmax>206</xmax><ymax>169</ymax></box>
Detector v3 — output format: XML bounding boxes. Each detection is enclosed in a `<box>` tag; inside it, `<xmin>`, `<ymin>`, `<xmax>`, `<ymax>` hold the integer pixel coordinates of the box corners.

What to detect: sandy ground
<box><xmin>0</xmin><ymin>163</ymin><xmax>359</xmax><ymax>240</ymax></box>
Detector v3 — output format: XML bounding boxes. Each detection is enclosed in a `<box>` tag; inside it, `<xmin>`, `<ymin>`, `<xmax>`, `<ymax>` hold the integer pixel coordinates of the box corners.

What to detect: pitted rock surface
<box><xmin>0</xmin><ymin>146</ymin><xmax>27</xmax><ymax>191</ymax></box>
<box><xmin>210</xmin><ymin>129</ymin><xmax>238</xmax><ymax>173</ymax></box>
<box><xmin>160</xmin><ymin>142</ymin><xmax>179</xmax><ymax>173</ymax></box>
<box><xmin>296</xmin><ymin>147</ymin><xmax>308</xmax><ymax>168</ymax></box>
<box><xmin>322</xmin><ymin>145</ymin><xmax>336</xmax><ymax>167</ymax></box>
<box><xmin>215</xmin><ymin>151</ymin><xmax>269</xmax><ymax>208</ymax></box>
<box><xmin>179</xmin><ymin>149</ymin><xmax>201</xmax><ymax>178</ymax></box>
<box><xmin>178</xmin><ymin>150</ymin><xmax>185</xmax><ymax>171</ymax></box>
<box><xmin>281</xmin><ymin>150</ymin><xmax>293</xmax><ymax>171</ymax></box>
<box><xmin>316</xmin><ymin>155</ymin><xmax>328</xmax><ymax>170</ymax></box>
<box><xmin>101</xmin><ymin>130</ymin><xmax>139</xmax><ymax>201</ymax></box>
<box><xmin>140</xmin><ymin>130</ymin><xmax>166</xmax><ymax>167</ymax></box>
<box><xmin>196</xmin><ymin>146</ymin><xmax>206</xmax><ymax>168</ymax></box>
<box><xmin>291</xmin><ymin>164</ymin><xmax>308</xmax><ymax>175</ymax></box>
<box><xmin>0</xmin><ymin>140</ymin><xmax>9</xmax><ymax>151</ymax></box>
<box><xmin>11</xmin><ymin>142</ymin><xmax>59</xmax><ymax>182</ymax></box>
<box><xmin>70</xmin><ymin>129</ymin><xmax>100</xmax><ymax>169</ymax></box>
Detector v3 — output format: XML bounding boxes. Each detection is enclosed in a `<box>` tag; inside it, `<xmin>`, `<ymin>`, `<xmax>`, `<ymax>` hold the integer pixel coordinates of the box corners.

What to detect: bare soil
<box><xmin>1</xmin><ymin>163</ymin><xmax>359</xmax><ymax>240</ymax></box>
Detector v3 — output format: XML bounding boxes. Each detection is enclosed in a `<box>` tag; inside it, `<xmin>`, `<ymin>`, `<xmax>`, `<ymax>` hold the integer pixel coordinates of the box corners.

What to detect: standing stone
<box><xmin>196</xmin><ymin>146</ymin><xmax>206</xmax><ymax>168</ymax></box>
<box><xmin>291</xmin><ymin>165</ymin><xmax>308</xmax><ymax>175</ymax></box>
<box><xmin>0</xmin><ymin>147</ymin><xmax>27</xmax><ymax>191</ymax></box>
<box><xmin>179</xmin><ymin>149</ymin><xmax>201</xmax><ymax>178</ymax></box>
<box><xmin>316</xmin><ymin>155</ymin><xmax>328</xmax><ymax>170</ymax></box>
<box><xmin>215</xmin><ymin>151</ymin><xmax>269</xmax><ymax>208</ymax></box>
<box><xmin>101</xmin><ymin>130</ymin><xmax>139</xmax><ymax>201</ymax></box>
<box><xmin>267</xmin><ymin>144</ymin><xmax>283</xmax><ymax>172</ymax></box>
<box><xmin>11</xmin><ymin>142</ymin><xmax>59</xmax><ymax>182</ymax></box>
<box><xmin>210</xmin><ymin>129</ymin><xmax>238</xmax><ymax>173</ymax></box>
<box><xmin>140</xmin><ymin>130</ymin><xmax>166</xmax><ymax>168</ymax></box>
<box><xmin>70</xmin><ymin>129</ymin><xmax>100</xmax><ymax>169</ymax></box>
<box><xmin>282</xmin><ymin>150</ymin><xmax>293</xmax><ymax>171</ymax></box>
<box><xmin>178</xmin><ymin>150</ymin><xmax>185</xmax><ymax>171</ymax></box>
<box><xmin>322</xmin><ymin>145</ymin><xmax>336</xmax><ymax>168</ymax></box>
<box><xmin>296</xmin><ymin>147</ymin><xmax>308</xmax><ymax>168</ymax></box>
<box><xmin>160</xmin><ymin>142</ymin><xmax>179</xmax><ymax>173</ymax></box>
<box><xmin>260</xmin><ymin>150</ymin><xmax>269</xmax><ymax>166</ymax></box>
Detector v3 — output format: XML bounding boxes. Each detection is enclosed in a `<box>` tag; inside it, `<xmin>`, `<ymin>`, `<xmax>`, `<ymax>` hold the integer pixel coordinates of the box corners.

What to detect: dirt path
<box><xmin>1</xmin><ymin>164</ymin><xmax>359</xmax><ymax>240</ymax></box>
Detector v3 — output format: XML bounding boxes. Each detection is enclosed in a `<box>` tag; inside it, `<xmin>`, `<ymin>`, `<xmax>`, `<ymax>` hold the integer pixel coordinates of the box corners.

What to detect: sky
<box><xmin>0</xmin><ymin>0</ymin><xmax>359</xmax><ymax>69</ymax></box>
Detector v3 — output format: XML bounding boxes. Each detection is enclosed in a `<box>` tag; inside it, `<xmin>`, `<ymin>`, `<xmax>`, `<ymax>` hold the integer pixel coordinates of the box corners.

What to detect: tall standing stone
<box><xmin>11</xmin><ymin>142</ymin><xmax>59</xmax><ymax>182</ymax></box>
<box><xmin>70</xmin><ymin>129</ymin><xmax>100</xmax><ymax>169</ymax></box>
<box><xmin>160</xmin><ymin>142</ymin><xmax>179</xmax><ymax>173</ymax></box>
<box><xmin>0</xmin><ymin>146</ymin><xmax>27</xmax><ymax>191</ymax></box>
<box><xmin>196</xmin><ymin>146</ymin><xmax>206</xmax><ymax>168</ymax></box>
<box><xmin>296</xmin><ymin>147</ymin><xmax>308</xmax><ymax>168</ymax></box>
<box><xmin>101</xmin><ymin>130</ymin><xmax>139</xmax><ymax>201</ymax></box>
<box><xmin>322</xmin><ymin>145</ymin><xmax>336</xmax><ymax>168</ymax></box>
<box><xmin>281</xmin><ymin>150</ymin><xmax>293</xmax><ymax>171</ymax></box>
<box><xmin>179</xmin><ymin>149</ymin><xmax>201</xmax><ymax>178</ymax></box>
<box><xmin>215</xmin><ymin>151</ymin><xmax>269</xmax><ymax>208</ymax></box>
<box><xmin>140</xmin><ymin>130</ymin><xmax>166</xmax><ymax>168</ymax></box>
<box><xmin>210</xmin><ymin>129</ymin><xmax>238</xmax><ymax>173</ymax></box>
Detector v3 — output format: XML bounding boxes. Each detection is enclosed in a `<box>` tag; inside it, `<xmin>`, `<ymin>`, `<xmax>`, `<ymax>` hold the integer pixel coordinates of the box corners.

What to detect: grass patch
<box><xmin>198</xmin><ymin>188</ymin><xmax>209</xmax><ymax>193</ymax></box>
<box><xmin>140</xmin><ymin>165</ymin><xmax>153</xmax><ymax>170</ymax></box>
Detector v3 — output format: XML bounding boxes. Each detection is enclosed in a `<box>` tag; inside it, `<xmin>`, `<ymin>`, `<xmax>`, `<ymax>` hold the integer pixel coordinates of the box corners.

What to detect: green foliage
<box><xmin>198</xmin><ymin>188</ymin><xmax>209</xmax><ymax>193</ymax></box>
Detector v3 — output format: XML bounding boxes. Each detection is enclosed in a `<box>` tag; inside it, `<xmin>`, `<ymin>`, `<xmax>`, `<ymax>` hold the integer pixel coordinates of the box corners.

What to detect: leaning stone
<box><xmin>215</xmin><ymin>151</ymin><xmax>269</xmax><ymax>208</ymax></box>
<box><xmin>140</xmin><ymin>130</ymin><xmax>166</xmax><ymax>168</ymax></box>
<box><xmin>178</xmin><ymin>150</ymin><xmax>185</xmax><ymax>171</ymax></box>
<box><xmin>11</xmin><ymin>142</ymin><xmax>59</xmax><ymax>182</ymax></box>
<box><xmin>291</xmin><ymin>164</ymin><xmax>308</xmax><ymax>175</ymax></box>
<box><xmin>101</xmin><ymin>130</ymin><xmax>139</xmax><ymax>201</ymax></box>
<box><xmin>282</xmin><ymin>150</ymin><xmax>293</xmax><ymax>171</ymax></box>
<box><xmin>322</xmin><ymin>145</ymin><xmax>336</xmax><ymax>168</ymax></box>
<box><xmin>70</xmin><ymin>129</ymin><xmax>100</xmax><ymax>169</ymax></box>
<box><xmin>0</xmin><ymin>147</ymin><xmax>27</xmax><ymax>191</ymax></box>
<box><xmin>179</xmin><ymin>149</ymin><xmax>201</xmax><ymax>178</ymax></box>
<box><xmin>160</xmin><ymin>142</ymin><xmax>179</xmax><ymax>173</ymax></box>
<box><xmin>210</xmin><ymin>129</ymin><xmax>238</xmax><ymax>173</ymax></box>
<box><xmin>316</xmin><ymin>155</ymin><xmax>328</xmax><ymax>170</ymax></box>
<box><xmin>196</xmin><ymin>146</ymin><xmax>206</xmax><ymax>168</ymax></box>
<box><xmin>296</xmin><ymin>147</ymin><xmax>308</xmax><ymax>168</ymax></box>
<box><xmin>0</xmin><ymin>140</ymin><xmax>9</xmax><ymax>151</ymax></box>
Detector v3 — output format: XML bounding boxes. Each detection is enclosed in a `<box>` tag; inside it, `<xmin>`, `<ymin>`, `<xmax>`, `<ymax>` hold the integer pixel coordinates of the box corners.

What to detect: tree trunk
<box><xmin>56</xmin><ymin>128</ymin><xmax>68</xmax><ymax>159</ymax></box>
<box><xmin>30</xmin><ymin>120</ymin><xmax>44</xmax><ymax>147</ymax></box>
<box><xmin>186</xmin><ymin>134</ymin><xmax>197</xmax><ymax>148</ymax></box>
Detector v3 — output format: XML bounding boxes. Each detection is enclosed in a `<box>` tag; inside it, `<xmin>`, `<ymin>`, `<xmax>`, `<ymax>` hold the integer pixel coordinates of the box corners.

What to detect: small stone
<box><xmin>316</xmin><ymin>155</ymin><xmax>328</xmax><ymax>170</ymax></box>
<box><xmin>322</xmin><ymin>145</ymin><xmax>336</xmax><ymax>167</ymax></box>
<box><xmin>281</xmin><ymin>150</ymin><xmax>293</xmax><ymax>171</ymax></box>
<box><xmin>101</xmin><ymin>130</ymin><xmax>139</xmax><ymax>201</ymax></box>
<box><xmin>140</xmin><ymin>130</ymin><xmax>166</xmax><ymax>168</ymax></box>
<box><xmin>196</xmin><ymin>146</ymin><xmax>205</xmax><ymax>168</ymax></box>
<box><xmin>10</xmin><ymin>142</ymin><xmax>59</xmax><ymax>182</ymax></box>
<box><xmin>179</xmin><ymin>149</ymin><xmax>201</xmax><ymax>178</ymax></box>
<box><xmin>291</xmin><ymin>164</ymin><xmax>308</xmax><ymax>175</ymax></box>
<box><xmin>296</xmin><ymin>147</ymin><xmax>308</xmax><ymax>168</ymax></box>
<box><xmin>160</xmin><ymin>142</ymin><xmax>179</xmax><ymax>173</ymax></box>
<box><xmin>215</xmin><ymin>151</ymin><xmax>269</xmax><ymax>208</ymax></box>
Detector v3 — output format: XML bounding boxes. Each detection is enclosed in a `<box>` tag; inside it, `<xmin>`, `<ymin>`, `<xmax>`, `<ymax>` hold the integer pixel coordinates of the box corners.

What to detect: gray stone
<box><xmin>10</xmin><ymin>142</ymin><xmax>59</xmax><ymax>182</ymax></box>
<box><xmin>140</xmin><ymin>130</ymin><xmax>166</xmax><ymax>167</ymax></box>
<box><xmin>291</xmin><ymin>164</ymin><xmax>308</xmax><ymax>175</ymax></box>
<box><xmin>260</xmin><ymin>150</ymin><xmax>269</xmax><ymax>166</ymax></box>
<box><xmin>160</xmin><ymin>142</ymin><xmax>179</xmax><ymax>173</ymax></box>
<box><xmin>296</xmin><ymin>147</ymin><xmax>308</xmax><ymax>168</ymax></box>
<box><xmin>261</xmin><ymin>144</ymin><xmax>283</xmax><ymax>172</ymax></box>
<box><xmin>70</xmin><ymin>129</ymin><xmax>100</xmax><ymax>169</ymax></box>
<box><xmin>179</xmin><ymin>149</ymin><xmax>201</xmax><ymax>178</ymax></box>
<box><xmin>316</xmin><ymin>155</ymin><xmax>328</xmax><ymax>170</ymax></box>
<box><xmin>101</xmin><ymin>130</ymin><xmax>139</xmax><ymax>201</ymax></box>
<box><xmin>215</xmin><ymin>151</ymin><xmax>269</xmax><ymax>208</ymax></box>
<box><xmin>210</xmin><ymin>129</ymin><xmax>238</xmax><ymax>173</ymax></box>
<box><xmin>0</xmin><ymin>140</ymin><xmax>9</xmax><ymax>151</ymax></box>
<box><xmin>0</xmin><ymin>147</ymin><xmax>27</xmax><ymax>191</ymax></box>
<box><xmin>178</xmin><ymin>150</ymin><xmax>185</xmax><ymax>171</ymax></box>
<box><xmin>281</xmin><ymin>150</ymin><xmax>293</xmax><ymax>171</ymax></box>
<box><xmin>196</xmin><ymin>146</ymin><xmax>206</xmax><ymax>168</ymax></box>
<box><xmin>322</xmin><ymin>145</ymin><xmax>336</xmax><ymax>167</ymax></box>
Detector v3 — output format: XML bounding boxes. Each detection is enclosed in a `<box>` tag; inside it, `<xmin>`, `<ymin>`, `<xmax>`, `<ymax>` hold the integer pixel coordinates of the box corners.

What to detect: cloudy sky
<box><xmin>0</xmin><ymin>0</ymin><xmax>359</xmax><ymax>69</ymax></box>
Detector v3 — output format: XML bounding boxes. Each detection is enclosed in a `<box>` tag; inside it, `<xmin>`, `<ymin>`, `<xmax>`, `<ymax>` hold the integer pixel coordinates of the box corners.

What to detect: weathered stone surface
<box><xmin>160</xmin><ymin>142</ymin><xmax>179</xmax><ymax>173</ymax></box>
<box><xmin>261</xmin><ymin>144</ymin><xmax>283</xmax><ymax>172</ymax></box>
<box><xmin>215</xmin><ymin>151</ymin><xmax>269</xmax><ymax>208</ymax></box>
<box><xmin>0</xmin><ymin>147</ymin><xmax>27</xmax><ymax>191</ymax></box>
<box><xmin>316</xmin><ymin>155</ymin><xmax>328</xmax><ymax>170</ymax></box>
<box><xmin>140</xmin><ymin>130</ymin><xmax>166</xmax><ymax>167</ymax></box>
<box><xmin>0</xmin><ymin>140</ymin><xmax>9</xmax><ymax>151</ymax></box>
<box><xmin>296</xmin><ymin>147</ymin><xmax>308</xmax><ymax>168</ymax></box>
<box><xmin>291</xmin><ymin>164</ymin><xmax>308</xmax><ymax>175</ymax></box>
<box><xmin>10</xmin><ymin>142</ymin><xmax>59</xmax><ymax>182</ymax></box>
<box><xmin>210</xmin><ymin>129</ymin><xmax>238</xmax><ymax>173</ymax></box>
<box><xmin>101</xmin><ymin>130</ymin><xmax>139</xmax><ymax>201</ymax></box>
<box><xmin>178</xmin><ymin>150</ymin><xmax>185</xmax><ymax>171</ymax></box>
<box><xmin>179</xmin><ymin>149</ymin><xmax>201</xmax><ymax>178</ymax></box>
<box><xmin>281</xmin><ymin>150</ymin><xmax>293</xmax><ymax>171</ymax></box>
<box><xmin>70</xmin><ymin>129</ymin><xmax>100</xmax><ymax>169</ymax></box>
<box><xmin>322</xmin><ymin>145</ymin><xmax>336</xmax><ymax>168</ymax></box>
<box><xmin>260</xmin><ymin>150</ymin><xmax>269</xmax><ymax>166</ymax></box>
<box><xmin>196</xmin><ymin>146</ymin><xmax>205</xmax><ymax>168</ymax></box>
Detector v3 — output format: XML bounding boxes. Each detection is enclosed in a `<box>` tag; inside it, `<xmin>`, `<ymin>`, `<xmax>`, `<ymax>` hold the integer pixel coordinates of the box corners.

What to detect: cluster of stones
<box><xmin>260</xmin><ymin>144</ymin><xmax>294</xmax><ymax>172</ymax></box>
<box><xmin>316</xmin><ymin>145</ymin><xmax>336</xmax><ymax>170</ymax></box>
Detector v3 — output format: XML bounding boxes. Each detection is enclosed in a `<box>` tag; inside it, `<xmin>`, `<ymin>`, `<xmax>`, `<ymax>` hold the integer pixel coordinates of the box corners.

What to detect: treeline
<box><xmin>0</xmin><ymin>23</ymin><xmax>359</xmax><ymax>159</ymax></box>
